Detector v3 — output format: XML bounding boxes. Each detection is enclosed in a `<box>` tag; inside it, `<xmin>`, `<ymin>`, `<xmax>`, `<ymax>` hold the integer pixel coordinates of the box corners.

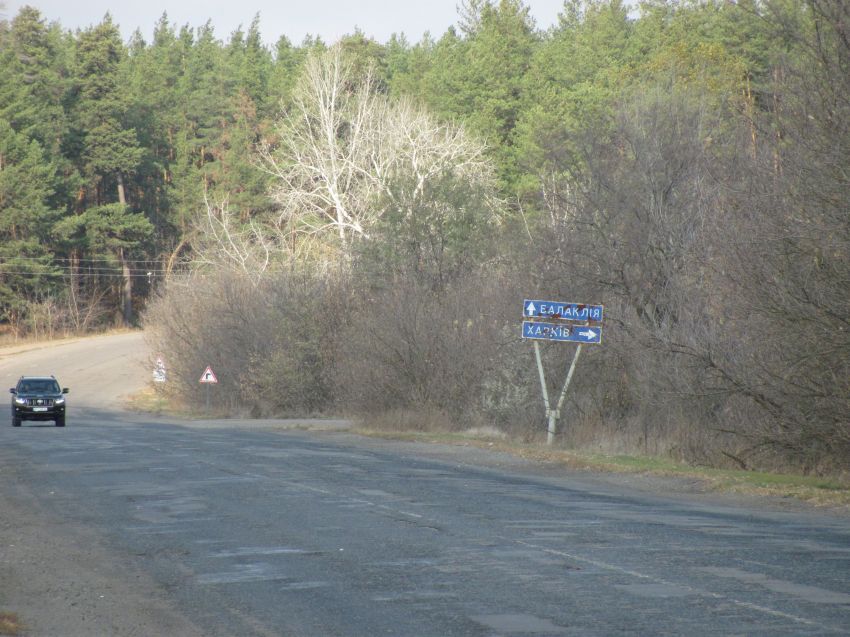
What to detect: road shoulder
<box><xmin>0</xmin><ymin>463</ymin><xmax>203</xmax><ymax>637</ymax></box>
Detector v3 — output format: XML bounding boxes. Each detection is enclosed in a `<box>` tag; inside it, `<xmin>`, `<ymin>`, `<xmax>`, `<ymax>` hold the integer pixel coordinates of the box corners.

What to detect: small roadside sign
<box><xmin>199</xmin><ymin>366</ymin><xmax>218</xmax><ymax>384</ymax></box>
<box><xmin>153</xmin><ymin>356</ymin><xmax>166</xmax><ymax>383</ymax></box>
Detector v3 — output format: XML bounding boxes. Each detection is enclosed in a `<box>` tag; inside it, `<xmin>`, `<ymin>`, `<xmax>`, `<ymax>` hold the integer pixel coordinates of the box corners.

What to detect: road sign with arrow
<box><xmin>523</xmin><ymin>299</ymin><xmax>603</xmax><ymax>323</ymax></box>
<box><xmin>521</xmin><ymin>297</ymin><xmax>605</xmax><ymax>445</ymax></box>
<box><xmin>522</xmin><ymin>321</ymin><xmax>602</xmax><ymax>344</ymax></box>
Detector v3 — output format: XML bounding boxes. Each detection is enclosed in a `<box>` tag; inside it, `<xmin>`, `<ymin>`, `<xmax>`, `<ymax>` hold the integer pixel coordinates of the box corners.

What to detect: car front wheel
<box><xmin>12</xmin><ymin>416</ymin><xmax>21</xmax><ymax>427</ymax></box>
<box><xmin>55</xmin><ymin>416</ymin><xmax>65</xmax><ymax>427</ymax></box>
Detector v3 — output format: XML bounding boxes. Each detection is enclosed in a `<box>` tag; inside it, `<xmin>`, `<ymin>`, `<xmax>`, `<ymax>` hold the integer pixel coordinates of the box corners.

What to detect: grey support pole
<box><xmin>536</xmin><ymin>342</ymin><xmax>583</xmax><ymax>446</ymax></box>
<box><xmin>533</xmin><ymin>341</ymin><xmax>555</xmax><ymax>444</ymax></box>
<box><xmin>550</xmin><ymin>344</ymin><xmax>582</xmax><ymax>444</ymax></box>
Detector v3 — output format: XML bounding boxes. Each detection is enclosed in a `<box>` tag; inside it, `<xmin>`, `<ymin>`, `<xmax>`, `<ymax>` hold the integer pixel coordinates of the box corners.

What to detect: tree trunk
<box><xmin>117</xmin><ymin>174</ymin><xmax>133</xmax><ymax>326</ymax></box>
<box><xmin>119</xmin><ymin>246</ymin><xmax>132</xmax><ymax>326</ymax></box>
<box><xmin>70</xmin><ymin>249</ymin><xmax>80</xmax><ymax>305</ymax></box>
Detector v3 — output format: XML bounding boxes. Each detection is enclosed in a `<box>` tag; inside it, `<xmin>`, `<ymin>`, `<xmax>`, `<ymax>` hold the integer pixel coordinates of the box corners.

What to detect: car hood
<box><xmin>15</xmin><ymin>392</ymin><xmax>63</xmax><ymax>398</ymax></box>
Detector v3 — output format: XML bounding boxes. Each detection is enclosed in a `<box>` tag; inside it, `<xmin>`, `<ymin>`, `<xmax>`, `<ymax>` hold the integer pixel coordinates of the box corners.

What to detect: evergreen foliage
<box><xmin>0</xmin><ymin>1</ymin><xmax>847</xmax><ymax>471</ymax></box>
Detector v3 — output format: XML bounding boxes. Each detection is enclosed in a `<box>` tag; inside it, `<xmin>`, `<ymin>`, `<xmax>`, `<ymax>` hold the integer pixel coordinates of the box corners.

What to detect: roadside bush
<box><xmin>143</xmin><ymin>268</ymin><xmax>348</xmax><ymax>416</ymax></box>
<box><xmin>335</xmin><ymin>267</ymin><xmax>535</xmax><ymax>431</ymax></box>
<box><xmin>143</xmin><ymin>271</ymin><xmax>267</xmax><ymax>412</ymax></box>
<box><xmin>240</xmin><ymin>270</ymin><xmax>351</xmax><ymax>416</ymax></box>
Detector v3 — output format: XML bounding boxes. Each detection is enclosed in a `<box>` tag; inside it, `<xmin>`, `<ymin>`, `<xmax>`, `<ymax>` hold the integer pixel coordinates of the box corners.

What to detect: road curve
<box><xmin>0</xmin><ymin>330</ymin><xmax>149</xmax><ymax>410</ymax></box>
<box><xmin>0</xmin><ymin>333</ymin><xmax>849</xmax><ymax>636</ymax></box>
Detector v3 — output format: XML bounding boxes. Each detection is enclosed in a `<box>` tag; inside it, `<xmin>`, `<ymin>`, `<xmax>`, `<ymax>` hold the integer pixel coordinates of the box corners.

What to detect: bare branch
<box><xmin>257</xmin><ymin>44</ymin><xmax>499</xmax><ymax>261</ymax></box>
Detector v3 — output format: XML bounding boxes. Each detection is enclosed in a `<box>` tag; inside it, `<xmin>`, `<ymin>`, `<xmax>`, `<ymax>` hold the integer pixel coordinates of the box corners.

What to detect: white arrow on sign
<box><xmin>525</xmin><ymin>302</ymin><xmax>536</xmax><ymax>316</ymax></box>
<box><xmin>579</xmin><ymin>329</ymin><xmax>597</xmax><ymax>340</ymax></box>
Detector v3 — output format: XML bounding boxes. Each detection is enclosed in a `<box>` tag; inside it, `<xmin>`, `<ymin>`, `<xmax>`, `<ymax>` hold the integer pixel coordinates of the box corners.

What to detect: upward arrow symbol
<box><xmin>525</xmin><ymin>302</ymin><xmax>536</xmax><ymax>316</ymax></box>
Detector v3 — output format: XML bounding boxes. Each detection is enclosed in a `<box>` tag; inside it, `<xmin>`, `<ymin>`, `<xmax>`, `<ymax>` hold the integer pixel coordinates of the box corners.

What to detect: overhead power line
<box><xmin>0</xmin><ymin>254</ymin><xmax>175</xmax><ymax>266</ymax></box>
<box><xmin>0</xmin><ymin>264</ymin><xmax>176</xmax><ymax>278</ymax></box>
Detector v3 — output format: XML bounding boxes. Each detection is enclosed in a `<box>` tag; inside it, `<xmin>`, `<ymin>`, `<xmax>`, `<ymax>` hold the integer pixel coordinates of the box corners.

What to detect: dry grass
<box><xmin>0</xmin><ymin>327</ymin><xmax>137</xmax><ymax>350</ymax></box>
<box><xmin>124</xmin><ymin>386</ymin><xmax>174</xmax><ymax>415</ymax></box>
<box><xmin>0</xmin><ymin>612</ymin><xmax>23</xmax><ymax>636</ymax></box>
<box><xmin>363</xmin><ymin>409</ymin><xmax>457</xmax><ymax>433</ymax></box>
<box><xmin>124</xmin><ymin>386</ymin><xmax>217</xmax><ymax>419</ymax></box>
<box><xmin>354</xmin><ymin>428</ymin><xmax>850</xmax><ymax>510</ymax></box>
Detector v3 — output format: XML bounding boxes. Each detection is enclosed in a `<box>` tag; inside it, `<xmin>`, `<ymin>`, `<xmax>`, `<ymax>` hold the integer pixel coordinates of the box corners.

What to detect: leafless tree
<box><xmin>191</xmin><ymin>190</ymin><xmax>283</xmax><ymax>287</ymax></box>
<box><xmin>256</xmin><ymin>44</ymin><xmax>498</xmax><ymax>263</ymax></box>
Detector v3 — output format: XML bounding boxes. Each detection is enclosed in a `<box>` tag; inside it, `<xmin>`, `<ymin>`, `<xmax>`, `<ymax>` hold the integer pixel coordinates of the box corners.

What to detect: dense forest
<box><xmin>1</xmin><ymin>1</ymin><xmax>847</xmax><ymax>473</ymax></box>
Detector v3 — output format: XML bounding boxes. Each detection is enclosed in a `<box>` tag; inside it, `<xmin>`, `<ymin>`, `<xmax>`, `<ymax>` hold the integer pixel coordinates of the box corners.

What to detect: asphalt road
<box><xmin>1</xmin><ymin>333</ymin><xmax>849</xmax><ymax>636</ymax></box>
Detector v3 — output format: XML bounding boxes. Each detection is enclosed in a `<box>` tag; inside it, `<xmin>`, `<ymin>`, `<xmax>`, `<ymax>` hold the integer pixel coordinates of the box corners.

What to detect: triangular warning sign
<box><xmin>199</xmin><ymin>366</ymin><xmax>218</xmax><ymax>384</ymax></box>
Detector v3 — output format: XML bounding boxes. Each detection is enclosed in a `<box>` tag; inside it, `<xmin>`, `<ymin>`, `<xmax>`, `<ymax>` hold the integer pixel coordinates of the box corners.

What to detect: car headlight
<box><xmin>14</xmin><ymin>397</ymin><xmax>27</xmax><ymax>405</ymax></box>
<box><xmin>54</xmin><ymin>397</ymin><xmax>65</xmax><ymax>405</ymax></box>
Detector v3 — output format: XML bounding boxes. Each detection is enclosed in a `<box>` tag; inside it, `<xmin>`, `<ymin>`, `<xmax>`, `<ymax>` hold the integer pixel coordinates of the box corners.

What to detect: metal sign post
<box><xmin>523</xmin><ymin>299</ymin><xmax>603</xmax><ymax>445</ymax></box>
<box><xmin>533</xmin><ymin>342</ymin><xmax>583</xmax><ymax>445</ymax></box>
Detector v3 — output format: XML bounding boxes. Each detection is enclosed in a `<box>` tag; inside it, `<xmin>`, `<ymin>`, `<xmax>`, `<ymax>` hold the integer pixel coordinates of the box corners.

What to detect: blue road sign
<box><xmin>523</xmin><ymin>299</ymin><xmax>603</xmax><ymax>322</ymax></box>
<box><xmin>522</xmin><ymin>321</ymin><xmax>602</xmax><ymax>344</ymax></box>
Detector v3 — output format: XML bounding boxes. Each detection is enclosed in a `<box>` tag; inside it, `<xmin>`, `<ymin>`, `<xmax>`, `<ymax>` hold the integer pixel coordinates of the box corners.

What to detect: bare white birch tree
<box><xmin>256</xmin><ymin>44</ymin><xmax>498</xmax><ymax>261</ymax></box>
<box><xmin>191</xmin><ymin>191</ymin><xmax>281</xmax><ymax>287</ymax></box>
<box><xmin>258</xmin><ymin>45</ymin><xmax>387</xmax><ymax>250</ymax></box>
<box><xmin>193</xmin><ymin>44</ymin><xmax>498</xmax><ymax>275</ymax></box>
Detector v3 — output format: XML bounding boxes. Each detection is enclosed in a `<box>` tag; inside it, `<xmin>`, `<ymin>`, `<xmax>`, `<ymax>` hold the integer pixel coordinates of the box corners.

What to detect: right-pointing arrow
<box><xmin>579</xmin><ymin>329</ymin><xmax>597</xmax><ymax>340</ymax></box>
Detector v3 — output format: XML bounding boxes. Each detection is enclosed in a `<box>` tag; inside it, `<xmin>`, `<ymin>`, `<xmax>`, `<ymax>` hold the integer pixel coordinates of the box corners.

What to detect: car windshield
<box><xmin>19</xmin><ymin>380</ymin><xmax>60</xmax><ymax>393</ymax></box>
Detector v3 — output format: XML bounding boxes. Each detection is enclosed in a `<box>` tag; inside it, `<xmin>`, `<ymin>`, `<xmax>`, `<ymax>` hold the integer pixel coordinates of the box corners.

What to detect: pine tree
<box><xmin>0</xmin><ymin>120</ymin><xmax>61</xmax><ymax>327</ymax></box>
<box><xmin>514</xmin><ymin>0</ymin><xmax>633</xmax><ymax>208</ymax></box>
<box><xmin>67</xmin><ymin>15</ymin><xmax>150</xmax><ymax>325</ymax></box>
<box><xmin>385</xmin><ymin>33</ymin><xmax>435</xmax><ymax>100</ymax></box>
<box><xmin>424</xmin><ymin>0</ymin><xmax>538</xmax><ymax>191</ymax></box>
<box><xmin>0</xmin><ymin>7</ymin><xmax>67</xmax><ymax>155</ymax></box>
<box><xmin>124</xmin><ymin>14</ymin><xmax>185</xmax><ymax>272</ymax></box>
<box><xmin>229</xmin><ymin>15</ymin><xmax>272</xmax><ymax>116</ymax></box>
<box><xmin>0</xmin><ymin>7</ymin><xmax>68</xmax><ymax>330</ymax></box>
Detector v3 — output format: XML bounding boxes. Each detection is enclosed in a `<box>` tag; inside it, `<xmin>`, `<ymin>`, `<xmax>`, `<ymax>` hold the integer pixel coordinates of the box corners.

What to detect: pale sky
<box><xmin>2</xmin><ymin>1</ymin><xmax>569</xmax><ymax>47</ymax></box>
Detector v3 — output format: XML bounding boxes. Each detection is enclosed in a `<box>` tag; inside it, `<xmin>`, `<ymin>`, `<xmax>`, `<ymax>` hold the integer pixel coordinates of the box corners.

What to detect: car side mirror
<box><xmin>9</xmin><ymin>388</ymin><xmax>15</xmax><ymax>394</ymax></box>
<box><xmin>62</xmin><ymin>388</ymin><xmax>69</xmax><ymax>394</ymax></box>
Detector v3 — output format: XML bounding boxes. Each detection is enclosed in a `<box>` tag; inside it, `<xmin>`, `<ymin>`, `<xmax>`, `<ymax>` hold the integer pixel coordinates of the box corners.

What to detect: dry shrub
<box><xmin>335</xmin><ymin>269</ymin><xmax>536</xmax><ymax>429</ymax></box>
<box><xmin>143</xmin><ymin>268</ymin><xmax>348</xmax><ymax>416</ymax></box>
<box><xmin>240</xmin><ymin>271</ymin><xmax>351</xmax><ymax>416</ymax></box>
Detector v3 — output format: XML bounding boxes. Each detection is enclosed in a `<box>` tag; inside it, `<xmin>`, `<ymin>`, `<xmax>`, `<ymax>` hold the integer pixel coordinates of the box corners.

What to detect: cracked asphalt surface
<box><xmin>1</xmin><ymin>332</ymin><xmax>849</xmax><ymax>636</ymax></box>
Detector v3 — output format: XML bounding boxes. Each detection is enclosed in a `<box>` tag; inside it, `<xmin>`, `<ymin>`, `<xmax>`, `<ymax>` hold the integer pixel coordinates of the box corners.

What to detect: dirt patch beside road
<box><xmin>0</xmin><ymin>459</ymin><xmax>204</xmax><ymax>636</ymax></box>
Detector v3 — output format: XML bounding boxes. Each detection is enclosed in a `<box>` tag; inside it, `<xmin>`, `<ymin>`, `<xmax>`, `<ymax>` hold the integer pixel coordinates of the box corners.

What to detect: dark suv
<box><xmin>10</xmin><ymin>376</ymin><xmax>69</xmax><ymax>427</ymax></box>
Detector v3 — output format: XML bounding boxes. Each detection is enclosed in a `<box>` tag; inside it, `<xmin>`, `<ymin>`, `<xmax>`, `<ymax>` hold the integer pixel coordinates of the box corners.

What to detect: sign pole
<box><xmin>199</xmin><ymin>366</ymin><xmax>218</xmax><ymax>413</ymax></box>
<box><xmin>548</xmin><ymin>344</ymin><xmax>582</xmax><ymax>445</ymax></box>
<box><xmin>534</xmin><ymin>341</ymin><xmax>564</xmax><ymax>445</ymax></box>
<box><xmin>533</xmin><ymin>341</ymin><xmax>550</xmax><ymax>414</ymax></box>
